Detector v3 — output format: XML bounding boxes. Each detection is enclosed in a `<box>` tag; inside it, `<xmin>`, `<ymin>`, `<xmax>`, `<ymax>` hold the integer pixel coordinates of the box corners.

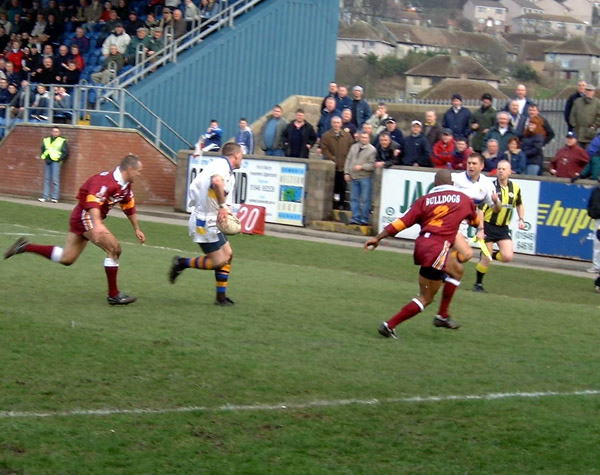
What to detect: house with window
<box><xmin>463</xmin><ymin>0</ymin><xmax>508</xmax><ymax>33</ymax></box>
<box><xmin>519</xmin><ymin>39</ymin><xmax>561</xmax><ymax>72</ymax></box>
<box><xmin>544</xmin><ymin>36</ymin><xmax>600</xmax><ymax>84</ymax></box>
<box><xmin>513</xmin><ymin>13</ymin><xmax>586</xmax><ymax>36</ymax></box>
<box><xmin>405</xmin><ymin>55</ymin><xmax>500</xmax><ymax>97</ymax></box>
<box><xmin>336</xmin><ymin>20</ymin><xmax>395</xmax><ymax>58</ymax></box>
<box><xmin>379</xmin><ymin>21</ymin><xmax>515</xmax><ymax>63</ymax></box>
<box><xmin>502</xmin><ymin>0</ymin><xmax>544</xmax><ymax>24</ymax></box>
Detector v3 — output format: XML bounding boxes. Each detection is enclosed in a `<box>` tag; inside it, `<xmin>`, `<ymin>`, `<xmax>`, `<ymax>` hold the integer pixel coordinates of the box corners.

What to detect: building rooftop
<box><xmin>405</xmin><ymin>55</ymin><xmax>499</xmax><ymax>81</ymax></box>
<box><xmin>419</xmin><ymin>78</ymin><xmax>510</xmax><ymax>100</ymax></box>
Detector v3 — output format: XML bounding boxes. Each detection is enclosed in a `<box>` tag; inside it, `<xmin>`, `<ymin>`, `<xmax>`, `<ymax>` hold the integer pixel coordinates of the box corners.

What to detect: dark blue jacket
<box><xmin>317</xmin><ymin>108</ymin><xmax>341</xmax><ymax>138</ymax></box>
<box><xmin>442</xmin><ymin>107</ymin><xmax>472</xmax><ymax>138</ymax></box>
<box><xmin>522</xmin><ymin>133</ymin><xmax>544</xmax><ymax>168</ymax></box>
<box><xmin>503</xmin><ymin>150</ymin><xmax>527</xmax><ymax>175</ymax></box>
<box><xmin>387</xmin><ymin>128</ymin><xmax>405</xmax><ymax>151</ymax></box>
<box><xmin>402</xmin><ymin>133</ymin><xmax>432</xmax><ymax>167</ymax></box>
<box><xmin>351</xmin><ymin>99</ymin><xmax>371</xmax><ymax>128</ymax></box>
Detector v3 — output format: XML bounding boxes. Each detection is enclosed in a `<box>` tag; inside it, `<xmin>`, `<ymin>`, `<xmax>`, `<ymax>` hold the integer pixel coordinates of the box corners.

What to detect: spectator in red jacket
<box><xmin>549</xmin><ymin>131</ymin><xmax>589</xmax><ymax>179</ymax></box>
<box><xmin>5</xmin><ymin>40</ymin><xmax>24</xmax><ymax>73</ymax></box>
<box><xmin>451</xmin><ymin>136</ymin><xmax>471</xmax><ymax>170</ymax></box>
<box><xmin>431</xmin><ymin>128</ymin><xmax>456</xmax><ymax>168</ymax></box>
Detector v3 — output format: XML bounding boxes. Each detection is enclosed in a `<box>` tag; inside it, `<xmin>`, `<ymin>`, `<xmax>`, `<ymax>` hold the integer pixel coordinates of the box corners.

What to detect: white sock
<box><xmin>104</xmin><ymin>257</ymin><xmax>119</xmax><ymax>267</ymax></box>
<box><xmin>50</xmin><ymin>247</ymin><xmax>64</xmax><ymax>263</ymax></box>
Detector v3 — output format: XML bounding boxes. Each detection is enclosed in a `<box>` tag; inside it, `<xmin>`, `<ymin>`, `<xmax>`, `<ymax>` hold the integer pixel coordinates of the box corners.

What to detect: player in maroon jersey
<box><xmin>4</xmin><ymin>154</ymin><xmax>146</xmax><ymax>305</ymax></box>
<box><xmin>364</xmin><ymin>169</ymin><xmax>482</xmax><ymax>338</ymax></box>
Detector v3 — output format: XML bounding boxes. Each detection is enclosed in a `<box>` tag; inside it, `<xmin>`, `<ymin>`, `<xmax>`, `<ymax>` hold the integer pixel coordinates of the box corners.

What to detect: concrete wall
<box><xmin>0</xmin><ymin>124</ymin><xmax>176</xmax><ymax>205</ymax></box>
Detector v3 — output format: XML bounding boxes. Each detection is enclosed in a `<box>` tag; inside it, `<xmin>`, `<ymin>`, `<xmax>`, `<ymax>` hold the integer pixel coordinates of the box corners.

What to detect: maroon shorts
<box><xmin>413</xmin><ymin>234</ymin><xmax>452</xmax><ymax>271</ymax></box>
<box><xmin>69</xmin><ymin>206</ymin><xmax>94</xmax><ymax>236</ymax></box>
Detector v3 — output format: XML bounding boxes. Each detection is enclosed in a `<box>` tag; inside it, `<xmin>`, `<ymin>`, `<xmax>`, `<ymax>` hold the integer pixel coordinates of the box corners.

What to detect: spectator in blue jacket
<box><xmin>382</xmin><ymin>117</ymin><xmax>404</xmax><ymax>152</ymax></box>
<box><xmin>194</xmin><ymin>119</ymin><xmax>222</xmax><ymax>154</ymax></box>
<box><xmin>503</xmin><ymin>136</ymin><xmax>527</xmax><ymax>175</ymax></box>
<box><xmin>442</xmin><ymin>93</ymin><xmax>472</xmax><ymax>138</ymax></box>
<box><xmin>402</xmin><ymin>120</ymin><xmax>432</xmax><ymax>167</ymax></box>
<box><xmin>350</xmin><ymin>85</ymin><xmax>371</xmax><ymax>128</ymax></box>
<box><xmin>337</xmin><ymin>85</ymin><xmax>352</xmax><ymax>111</ymax></box>
<box><xmin>235</xmin><ymin>117</ymin><xmax>254</xmax><ymax>155</ymax></box>
<box><xmin>317</xmin><ymin>96</ymin><xmax>341</xmax><ymax>139</ymax></box>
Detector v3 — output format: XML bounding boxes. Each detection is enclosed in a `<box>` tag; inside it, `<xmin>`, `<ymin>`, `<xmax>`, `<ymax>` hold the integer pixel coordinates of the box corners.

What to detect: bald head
<box><xmin>434</xmin><ymin>169</ymin><xmax>452</xmax><ymax>187</ymax></box>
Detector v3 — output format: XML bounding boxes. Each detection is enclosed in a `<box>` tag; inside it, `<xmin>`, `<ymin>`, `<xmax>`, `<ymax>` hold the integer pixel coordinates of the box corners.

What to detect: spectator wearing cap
<box><xmin>565</xmin><ymin>81</ymin><xmax>586</xmax><ymax>131</ymax></box>
<box><xmin>159</xmin><ymin>8</ymin><xmax>174</xmax><ymax>33</ymax></box>
<box><xmin>317</xmin><ymin>96</ymin><xmax>341</xmax><ymax>139</ymax></box>
<box><xmin>549</xmin><ymin>131</ymin><xmax>589</xmax><ymax>179</ymax></box>
<box><xmin>99</xmin><ymin>9</ymin><xmax>121</xmax><ymax>42</ymax></box>
<box><xmin>423</xmin><ymin>110</ymin><xmax>442</xmax><ymax>148</ymax></box>
<box><xmin>431</xmin><ymin>128</ymin><xmax>456</xmax><ymax>169</ymax></box>
<box><xmin>442</xmin><ymin>93</ymin><xmax>472</xmax><ymax>139</ymax></box>
<box><xmin>451</xmin><ymin>136</ymin><xmax>472</xmax><ymax>171</ymax></box>
<box><xmin>101</xmin><ymin>21</ymin><xmax>131</xmax><ymax>56</ymax></box>
<box><xmin>125</xmin><ymin>11</ymin><xmax>145</xmax><ymax>36</ymax></box>
<box><xmin>503</xmin><ymin>83</ymin><xmax>534</xmax><ymax>117</ymax></box>
<box><xmin>402</xmin><ymin>120</ymin><xmax>432</xmax><ymax>167</ymax></box>
<box><xmin>383</xmin><ymin>117</ymin><xmax>404</xmax><ymax>151</ymax></box>
<box><xmin>147</xmin><ymin>27</ymin><xmax>164</xmax><ymax>60</ymax></box>
<box><xmin>125</xmin><ymin>26</ymin><xmax>151</xmax><ymax>65</ymax></box>
<box><xmin>365</xmin><ymin>102</ymin><xmax>390</xmax><ymax>137</ymax></box>
<box><xmin>350</xmin><ymin>85</ymin><xmax>371</xmax><ymax>128</ymax></box>
<box><xmin>470</xmin><ymin>93</ymin><xmax>497</xmax><ymax>153</ymax></box>
<box><xmin>341</xmin><ymin>108</ymin><xmax>358</xmax><ymax>138</ymax></box>
<box><xmin>570</xmin><ymin>83</ymin><xmax>600</xmax><ymax>149</ymax></box>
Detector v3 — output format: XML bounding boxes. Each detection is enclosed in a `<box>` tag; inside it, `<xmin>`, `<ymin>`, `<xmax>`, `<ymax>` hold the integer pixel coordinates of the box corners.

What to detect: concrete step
<box><xmin>308</xmin><ymin>220</ymin><xmax>374</xmax><ymax>236</ymax></box>
<box><xmin>331</xmin><ymin>209</ymin><xmax>352</xmax><ymax>224</ymax></box>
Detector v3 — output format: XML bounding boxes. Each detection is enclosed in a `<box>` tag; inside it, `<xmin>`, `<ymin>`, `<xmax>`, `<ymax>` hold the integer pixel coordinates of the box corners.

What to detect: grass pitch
<box><xmin>1</xmin><ymin>201</ymin><xmax>600</xmax><ymax>474</ymax></box>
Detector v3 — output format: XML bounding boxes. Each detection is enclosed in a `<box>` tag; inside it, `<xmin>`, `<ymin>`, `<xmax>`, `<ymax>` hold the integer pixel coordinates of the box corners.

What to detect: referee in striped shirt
<box><xmin>474</xmin><ymin>160</ymin><xmax>525</xmax><ymax>292</ymax></box>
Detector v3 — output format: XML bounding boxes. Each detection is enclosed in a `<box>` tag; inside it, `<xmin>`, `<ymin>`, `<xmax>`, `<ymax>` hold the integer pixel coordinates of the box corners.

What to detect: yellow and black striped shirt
<box><xmin>483</xmin><ymin>179</ymin><xmax>522</xmax><ymax>227</ymax></box>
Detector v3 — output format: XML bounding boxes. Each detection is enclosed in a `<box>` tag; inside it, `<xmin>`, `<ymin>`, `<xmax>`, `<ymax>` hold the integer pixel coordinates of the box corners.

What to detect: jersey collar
<box><xmin>113</xmin><ymin>167</ymin><xmax>129</xmax><ymax>189</ymax></box>
<box><xmin>465</xmin><ymin>170</ymin><xmax>480</xmax><ymax>184</ymax></box>
<box><xmin>430</xmin><ymin>184</ymin><xmax>457</xmax><ymax>193</ymax></box>
<box><xmin>221</xmin><ymin>156</ymin><xmax>233</xmax><ymax>172</ymax></box>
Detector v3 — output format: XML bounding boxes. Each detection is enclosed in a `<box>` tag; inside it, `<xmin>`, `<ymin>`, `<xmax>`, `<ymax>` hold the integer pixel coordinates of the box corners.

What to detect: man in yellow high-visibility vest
<box><xmin>39</xmin><ymin>127</ymin><xmax>69</xmax><ymax>203</ymax></box>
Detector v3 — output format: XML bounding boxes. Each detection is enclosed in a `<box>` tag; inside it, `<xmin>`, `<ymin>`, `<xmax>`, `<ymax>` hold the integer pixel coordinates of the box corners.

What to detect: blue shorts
<box><xmin>199</xmin><ymin>232</ymin><xmax>228</xmax><ymax>254</ymax></box>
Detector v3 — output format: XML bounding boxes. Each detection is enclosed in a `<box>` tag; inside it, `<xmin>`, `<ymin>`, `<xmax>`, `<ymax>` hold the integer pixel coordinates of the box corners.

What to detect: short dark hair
<box><xmin>378</xmin><ymin>132</ymin><xmax>391</xmax><ymax>140</ymax></box>
<box><xmin>119</xmin><ymin>153</ymin><xmax>141</xmax><ymax>171</ymax></box>
<box><xmin>296</xmin><ymin>108</ymin><xmax>305</xmax><ymax>114</ymax></box>
<box><xmin>507</xmin><ymin>136</ymin><xmax>521</xmax><ymax>148</ymax></box>
<box><xmin>222</xmin><ymin>142</ymin><xmax>242</xmax><ymax>157</ymax></box>
<box><xmin>210</xmin><ymin>119</ymin><xmax>218</xmax><ymax>124</ymax></box>
<box><xmin>273</xmin><ymin>104</ymin><xmax>282</xmax><ymax>110</ymax></box>
<box><xmin>239</xmin><ymin>117</ymin><xmax>247</xmax><ymax>122</ymax></box>
<box><xmin>468</xmin><ymin>152</ymin><xmax>484</xmax><ymax>164</ymax></box>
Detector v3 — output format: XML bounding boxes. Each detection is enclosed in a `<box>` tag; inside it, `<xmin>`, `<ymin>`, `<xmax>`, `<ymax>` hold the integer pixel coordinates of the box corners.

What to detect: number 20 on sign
<box><xmin>236</xmin><ymin>205</ymin><xmax>266</xmax><ymax>235</ymax></box>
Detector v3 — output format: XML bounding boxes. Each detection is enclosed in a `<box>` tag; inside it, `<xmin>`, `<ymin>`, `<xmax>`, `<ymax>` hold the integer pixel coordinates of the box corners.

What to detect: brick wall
<box><xmin>0</xmin><ymin>124</ymin><xmax>175</xmax><ymax>206</ymax></box>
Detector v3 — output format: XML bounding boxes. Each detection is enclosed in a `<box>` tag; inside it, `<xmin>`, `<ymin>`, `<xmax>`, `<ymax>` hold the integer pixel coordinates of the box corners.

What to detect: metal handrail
<box><xmin>106</xmin><ymin>0</ymin><xmax>263</xmax><ymax>90</ymax></box>
<box><xmin>0</xmin><ymin>84</ymin><xmax>192</xmax><ymax>157</ymax></box>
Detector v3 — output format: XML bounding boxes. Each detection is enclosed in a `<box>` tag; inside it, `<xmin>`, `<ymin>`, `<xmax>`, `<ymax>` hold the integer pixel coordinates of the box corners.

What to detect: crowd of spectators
<box><xmin>0</xmin><ymin>0</ymin><xmax>225</xmax><ymax>124</ymax></box>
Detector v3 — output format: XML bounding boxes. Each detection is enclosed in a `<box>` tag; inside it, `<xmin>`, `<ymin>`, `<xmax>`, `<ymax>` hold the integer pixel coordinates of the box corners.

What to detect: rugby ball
<box><xmin>218</xmin><ymin>214</ymin><xmax>242</xmax><ymax>235</ymax></box>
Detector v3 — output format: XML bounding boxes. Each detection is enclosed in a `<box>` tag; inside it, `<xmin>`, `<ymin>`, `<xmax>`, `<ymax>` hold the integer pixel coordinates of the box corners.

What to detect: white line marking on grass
<box><xmin>2</xmin><ymin>389</ymin><xmax>599</xmax><ymax>419</ymax></box>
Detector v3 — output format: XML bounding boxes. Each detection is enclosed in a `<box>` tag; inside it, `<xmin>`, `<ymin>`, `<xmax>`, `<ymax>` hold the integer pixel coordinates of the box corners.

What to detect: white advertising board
<box><xmin>378</xmin><ymin>168</ymin><xmax>539</xmax><ymax>254</ymax></box>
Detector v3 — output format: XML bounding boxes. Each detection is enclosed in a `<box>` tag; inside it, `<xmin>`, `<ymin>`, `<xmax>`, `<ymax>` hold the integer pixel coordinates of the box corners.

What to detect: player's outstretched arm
<box><xmin>126</xmin><ymin>213</ymin><xmax>145</xmax><ymax>244</ymax></box>
<box><xmin>364</xmin><ymin>229</ymin><xmax>392</xmax><ymax>251</ymax></box>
